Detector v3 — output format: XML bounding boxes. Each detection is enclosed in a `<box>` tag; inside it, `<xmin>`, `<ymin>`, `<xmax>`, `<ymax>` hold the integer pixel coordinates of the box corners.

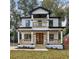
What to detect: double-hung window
<box><xmin>49</xmin><ymin>34</ymin><xmax>54</xmax><ymax>41</ymax></box>
<box><xmin>26</xmin><ymin>20</ymin><xmax>30</xmax><ymax>27</ymax></box>
<box><xmin>24</xmin><ymin>34</ymin><xmax>31</xmax><ymax>41</ymax></box>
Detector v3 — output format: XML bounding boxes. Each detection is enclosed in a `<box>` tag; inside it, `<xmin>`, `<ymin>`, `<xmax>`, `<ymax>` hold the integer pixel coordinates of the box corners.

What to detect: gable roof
<box><xmin>29</xmin><ymin>7</ymin><xmax>51</xmax><ymax>15</ymax></box>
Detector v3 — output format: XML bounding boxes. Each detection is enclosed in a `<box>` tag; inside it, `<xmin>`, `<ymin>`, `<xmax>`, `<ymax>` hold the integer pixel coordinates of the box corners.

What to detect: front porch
<box><xmin>17</xmin><ymin>30</ymin><xmax>64</xmax><ymax>49</ymax></box>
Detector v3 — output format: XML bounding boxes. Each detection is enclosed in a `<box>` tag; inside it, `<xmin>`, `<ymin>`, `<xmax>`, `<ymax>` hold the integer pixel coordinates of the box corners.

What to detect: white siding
<box><xmin>30</xmin><ymin>20</ymin><xmax>32</xmax><ymax>27</ymax></box>
<box><xmin>20</xmin><ymin>19</ymin><xmax>26</xmax><ymax>27</ymax></box>
<box><xmin>53</xmin><ymin>19</ymin><xmax>58</xmax><ymax>27</ymax></box>
<box><xmin>32</xmin><ymin>9</ymin><xmax>48</xmax><ymax>14</ymax></box>
<box><xmin>20</xmin><ymin>19</ymin><xmax>32</xmax><ymax>27</ymax></box>
<box><xmin>54</xmin><ymin>32</ymin><xmax>58</xmax><ymax>39</ymax></box>
<box><xmin>32</xmin><ymin>20</ymin><xmax>48</xmax><ymax>28</ymax></box>
<box><xmin>32</xmin><ymin>28</ymin><xmax>48</xmax><ymax>30</ymax></box>
<box><xmin>50</xmin><ymin>18</ymin><xmax>59</xmax><ymax>27</ymax></box>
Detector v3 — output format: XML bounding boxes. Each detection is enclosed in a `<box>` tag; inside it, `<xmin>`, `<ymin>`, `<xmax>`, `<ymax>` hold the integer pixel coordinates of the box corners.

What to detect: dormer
<box><xmin>29</xmin><ymin>7</ymin><xmax>51</xmax><ymax>19</ymax></box>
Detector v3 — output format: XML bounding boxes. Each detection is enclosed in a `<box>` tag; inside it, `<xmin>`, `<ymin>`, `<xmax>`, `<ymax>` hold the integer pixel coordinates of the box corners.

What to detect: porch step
<box><xmin>10</xmin><ymin>46</ymin><xmax>48</xmax><ymax>51</ymax></box>
<box><xmin>36</xmin><ymin>44</ymin><xmax>45</xmax><ymax>49</ymax></box>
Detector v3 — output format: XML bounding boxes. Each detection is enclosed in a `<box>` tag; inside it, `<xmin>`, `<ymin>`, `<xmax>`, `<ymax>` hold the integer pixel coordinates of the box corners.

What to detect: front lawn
<box><xmin>10</xmin><ymin>49</ymin><xmax>69</xmax><ymax>59</ymax></box>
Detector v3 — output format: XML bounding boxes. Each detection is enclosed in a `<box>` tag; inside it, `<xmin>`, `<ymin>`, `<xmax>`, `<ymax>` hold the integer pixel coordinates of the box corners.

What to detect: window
<box><xmin>49</xmin><ymin>34</ymin><xmax>54</xmax><ymax>41</ymax></box>
<box><xmin>49</xmin><ymin>20</ymin><xmax>53</xmax><ymax>27</ymax></box>
<box><xmin>24</xmin><ymin>34</ymin><xmax>31</xmax><ymax>41</ymax></box>
<box><xmin>26</xmin><ymin>20</ymin><xmax>30</xmax><ymax>27</ymax></box>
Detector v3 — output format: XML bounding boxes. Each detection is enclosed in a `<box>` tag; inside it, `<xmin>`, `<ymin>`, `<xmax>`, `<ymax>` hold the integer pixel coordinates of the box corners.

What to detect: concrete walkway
<box><xmin>10</xmin><ymin>46</ymin><xmax>48</xmax><ymax>51</ymax></box>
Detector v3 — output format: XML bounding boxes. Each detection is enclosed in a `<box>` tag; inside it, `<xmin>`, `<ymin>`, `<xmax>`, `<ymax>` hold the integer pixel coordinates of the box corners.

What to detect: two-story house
<box><xmin>17</xmin><ymin>7</ymin><xmax>65</xmax><ymax>49</ymax></box>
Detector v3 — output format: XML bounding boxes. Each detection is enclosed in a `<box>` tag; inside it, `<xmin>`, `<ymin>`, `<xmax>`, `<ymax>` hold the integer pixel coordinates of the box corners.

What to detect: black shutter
<box><xmin>49</xmin><ymin>20</ymin><xmax>53</xmax><ymax>27</ymax></box>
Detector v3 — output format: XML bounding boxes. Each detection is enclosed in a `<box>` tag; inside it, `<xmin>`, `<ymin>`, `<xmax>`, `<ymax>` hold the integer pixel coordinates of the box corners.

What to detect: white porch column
<box><xmin>31</xmin><ymin>32</ymin><xmax>33</xmax><ymax>43</ymax></box>
<box><xmin>60</xmin><ymin>31</ymin><xmax>63</xmax><ymax>43</ymax></box>
<box><xmin>47</xmin><ymin>14</ymin><xmax>49</xmax><ymax>27</ymax></box>
<box><xmin>21</xmin><ymin>33</ymin><xmax>24</xmax><ymax>39</ymax></box>
<box><xmin>34</xmin><ymin>35</ymin><xmax>36</xmax><ymax>44</ymax></box>
<box><xmin>31</xmin><ymin>15</ymin><xmax>33</xmax><ymax>19</ymax></box>
<box><xmin>18</xmin><ymin>31</ymin><xmax>20</xmax><ymax>44</ymax></box>
<box><xmin>47</xmin><ymin>31</ymin><xmax>49</xmax><ymax>43</ymax></box>
<box><xmin>47</xmin><ymin>20</ymin><xmax>49</xmax><ymax>27</ymax></box>
<box><xmin>47</xmin><ymin>14</ymin><xmax>49</xmax><ymax>19</ymax></box>
<box><xmin>44</xmin><ymin>34</ymin><xmax>46</xmax><ymax>45</ymax></box>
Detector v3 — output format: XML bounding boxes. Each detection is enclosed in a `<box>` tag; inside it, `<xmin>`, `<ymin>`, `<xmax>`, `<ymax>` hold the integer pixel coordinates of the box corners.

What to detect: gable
<box><xmin>32</xmin><ymin>8</ymin><xmax>49</xmax><ymax>14</ymax></box>
<box><xmin>30</xmin><ymin>7</ymin><xmax>51</xmax><ymax>15</ymax></box>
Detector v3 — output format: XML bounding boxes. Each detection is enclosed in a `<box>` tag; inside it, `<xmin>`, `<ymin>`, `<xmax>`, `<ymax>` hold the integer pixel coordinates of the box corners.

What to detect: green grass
<box><xmin>10</xmin><ymin>49</ymin><xmax>69</xmax><ymax>59</ymax></box>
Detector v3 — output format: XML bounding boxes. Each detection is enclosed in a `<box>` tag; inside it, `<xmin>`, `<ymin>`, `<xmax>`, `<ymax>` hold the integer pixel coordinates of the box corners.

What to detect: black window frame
<box><xmin>49</xmin><ymin>20</ymin><xmax>53</xmax><ymax>27</ymax></box>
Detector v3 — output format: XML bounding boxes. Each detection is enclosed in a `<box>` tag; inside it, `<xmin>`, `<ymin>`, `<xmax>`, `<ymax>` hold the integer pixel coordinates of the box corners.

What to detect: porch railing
<box><xmin>46</xmin><ymin>39</ymin><xmax>61</xmax><ymax>45</ymax></box>
<box><xmin>19</xmin><ymin>39</ymin><xmax>32</xmax><ymax>45</ymax></box>
<box><xmin>33</xmin><ymin>22</ymin><xmax>48</xmax><ymax>28</ymax></box>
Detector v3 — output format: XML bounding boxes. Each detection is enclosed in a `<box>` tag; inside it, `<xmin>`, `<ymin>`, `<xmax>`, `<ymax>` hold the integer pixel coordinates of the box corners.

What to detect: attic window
<box><xmin>33</xmin><ymin>14</ymin><xmax>47</xmax><ymax>18</ymax></box>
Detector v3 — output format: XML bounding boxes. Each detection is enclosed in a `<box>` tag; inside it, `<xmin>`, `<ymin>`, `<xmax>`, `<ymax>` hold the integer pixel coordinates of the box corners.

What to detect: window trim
<box><xmin>24</xmin><ymin>34</ymin><xmax>31</xmax><ymax>41</ymax></box>
<box><xmin>26</xmin><ymin>20</ymin><xmax>30</xmax><ymax>27</ymax></box>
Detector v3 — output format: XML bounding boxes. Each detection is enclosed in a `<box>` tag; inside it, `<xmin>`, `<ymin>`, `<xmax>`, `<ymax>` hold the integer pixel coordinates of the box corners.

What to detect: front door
<box><xmin>36</xmin><ymin>33</ymin><xmax>43</xmax><ymax>44</ymax></box>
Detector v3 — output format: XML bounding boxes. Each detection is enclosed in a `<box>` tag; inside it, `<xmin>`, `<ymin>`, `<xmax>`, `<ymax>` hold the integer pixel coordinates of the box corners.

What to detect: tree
<box><xmin>64</xmin><ymin>6</ymin><xmax>69</xmax><ymax>35</ymax></box>
<box><xmin>43</xmin><ymin>0</ymin><xmax>69</xmax><ymax>35</ymax></box>
<box><xmin>42</xmin><ymin>0</ymin><xmax>67</xmax><ymax>20</ymax></box>
<box><xmin>17</xmin><ymin>0</ymin><xmax>37</xmax><ymax>16</ymax></box>
<box><xmin>10</xmin><ymin>0</ymin><xmax>20</xmax><ymax>42</ymax></box>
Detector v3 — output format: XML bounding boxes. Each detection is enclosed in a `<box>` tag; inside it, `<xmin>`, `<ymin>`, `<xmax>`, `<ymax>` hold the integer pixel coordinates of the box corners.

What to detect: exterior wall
<box><xmin>32</xmin><ymin>19</ymin><xmax>48</xmax><ymax>30</ymax></box>
<box><xmin>54</xmin><ymin>32</ymin><xmax>58</xmax><ymax>39</ymax></box>
<box><xmin>19</xmin><ymin>18</ymin><xmax>59</xmax><ymax>28</ymax></box>
<box><xmin>32</xmin><ymin>19</ymin><xmax>48</xmax><ymax>29</ymax></box>
<box><xmin>32</xmin><ymin>9</ymin><xmax>48</xmax><ymax>14</ymax></box>
<box><xmin>33</xmin><ymin>32</ymin><xmax>47</xmax><ymax>45</ymax></box>
<box><xmin>49</xmin><ymin>32</ymin><xmax>59</xmax><ymax>39</ymax></box>
<box><xmin>20</xmin><ymin>32</ymin><xmax>32</xmax><ymax>45</ymax></box>
<box><xmin>30</xmin><ymin>20</ymin><xmax>32</xmax><ymax>27</ymax></box>
<box><xmin>21</xmin><ymin>32</ymin><xmax>31</xmax><ymax>34</ymax></box>
<box><xmin>20</xmin><ymin>19</ymin><xmax>26</xmax><ymax>27</ymax></box>
<box><xmin>32</xmin><ymin>28</ymin><xmax>48</xmax><ymax>30</ymax></box>
<box><xmin>18</xmin><ymin>31</ymin><xmax>61</xmax><ymax>45</ymax></box>
<box><xmin>20</xmin><ymin>31</ymin><xmax>47</xmax><ymax>45</ymax></box>
<box><xmin>20</xmin><ymin>19</ymin><xmax>32</xmax><ymax>27</ymax></box>
<box><xmin>17</xmin><ymin>8</ymin><xmax>64</xmax><ymax>49</ymax></box>
<box><xmin>49</xmin><ymin>18</ymin><xmax>59</xmax><ymax>27</ymax></box>
<box><xmin>49</xmin><ymin>31</ymin><xmax>61</xmax><ymax>44</ymax></box>
<box><xmin>33</xmin><ymin>33</ymin><xmax>36</xmax><ymax>44</ymax></box>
